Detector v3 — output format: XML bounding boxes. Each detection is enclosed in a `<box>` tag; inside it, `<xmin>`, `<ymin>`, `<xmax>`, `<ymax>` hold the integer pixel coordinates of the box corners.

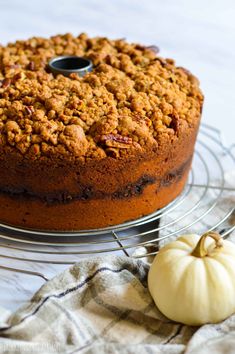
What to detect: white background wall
<box><xmin>0</xmin><ymin>0</ymin><xmax>234</xmax><ymax>145</ymax></box>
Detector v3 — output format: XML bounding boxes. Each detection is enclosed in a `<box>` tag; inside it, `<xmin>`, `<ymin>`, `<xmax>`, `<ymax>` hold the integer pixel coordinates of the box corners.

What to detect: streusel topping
<box><xmin>0</xmin><ymin>33</ymin><xmax>203</xmax><ymax>160</ymax></box>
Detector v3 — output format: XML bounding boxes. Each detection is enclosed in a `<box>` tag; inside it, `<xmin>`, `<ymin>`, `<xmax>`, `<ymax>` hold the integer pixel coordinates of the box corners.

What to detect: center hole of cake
<box><xmin>48</xmin><ymin>56</ymin><xmax>93</xmax><ymax>77</ymax></box>
<box><xmin>53</xmin><ymin>57</ymin><xmax>89</xmax><ymax>70</ymax></box>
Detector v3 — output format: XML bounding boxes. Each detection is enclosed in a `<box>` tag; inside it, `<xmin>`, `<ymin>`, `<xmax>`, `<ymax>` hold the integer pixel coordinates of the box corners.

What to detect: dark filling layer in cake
<box><xmin>0</xmin><ymin>156</ymin><xmax>191</xmax><ymax>205</ymax></box>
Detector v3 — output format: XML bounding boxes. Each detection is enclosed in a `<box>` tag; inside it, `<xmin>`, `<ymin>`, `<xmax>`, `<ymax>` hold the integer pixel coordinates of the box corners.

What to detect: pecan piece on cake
<box><xmin>100</xmin><ymin>134</ymin><xmax>133</xmax><ymax>149</ymax></box>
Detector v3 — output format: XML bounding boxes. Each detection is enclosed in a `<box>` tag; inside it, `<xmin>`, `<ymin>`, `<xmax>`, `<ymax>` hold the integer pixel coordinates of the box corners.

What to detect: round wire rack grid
<box><xmin>0</xmin><ymin>123</ymin><xmax>234</xmax><ymax>280</ymax></box>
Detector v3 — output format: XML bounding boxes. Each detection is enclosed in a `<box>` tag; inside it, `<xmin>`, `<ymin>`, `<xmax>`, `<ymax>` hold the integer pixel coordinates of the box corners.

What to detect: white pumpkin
<box><xmin>148</xmin><ymin>232</ymin><xmax>235</xmax><ymax>326</ymax></box>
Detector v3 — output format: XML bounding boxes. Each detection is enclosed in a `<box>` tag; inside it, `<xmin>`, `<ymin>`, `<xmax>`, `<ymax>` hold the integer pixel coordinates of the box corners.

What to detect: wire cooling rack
<box><xmin>0</xmin><ymin>123</ymin><xmax>234</xmax><ymax>281</ymax></box>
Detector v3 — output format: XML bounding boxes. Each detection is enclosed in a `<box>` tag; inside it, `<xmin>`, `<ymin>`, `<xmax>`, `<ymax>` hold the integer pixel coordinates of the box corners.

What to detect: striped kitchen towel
<box><xmin>0</xmin><ymin>254</ymin><xmax>235</xmax><ymax>354</ymax></box>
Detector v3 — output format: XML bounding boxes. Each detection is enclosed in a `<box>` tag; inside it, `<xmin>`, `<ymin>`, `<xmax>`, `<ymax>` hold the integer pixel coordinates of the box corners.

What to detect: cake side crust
<box><xmin>0</xmin><ymin>159</ymin><xmax>191</xmax><ymax>230</ymax></box>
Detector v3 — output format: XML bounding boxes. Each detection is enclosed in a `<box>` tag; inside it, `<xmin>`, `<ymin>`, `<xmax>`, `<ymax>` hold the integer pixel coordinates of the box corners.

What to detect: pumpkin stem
<box><xmin>191</xmin><ymin>231</ymin><xmax>223</xmax><ymax>258</ymax></box>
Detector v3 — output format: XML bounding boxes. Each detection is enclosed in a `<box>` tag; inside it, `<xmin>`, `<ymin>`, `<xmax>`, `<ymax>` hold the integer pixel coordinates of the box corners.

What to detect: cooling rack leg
<box><xmin>154</xmin><ymin>217</ymin><xmax>160</xmax><ymax>244</ymax></box>
<box><xmin>112</xmin><ymin>231</ymin><xmax>130</xmax><ymax>257</ymax></box>
<box><xmin>0</xmin><ymin>264</ymin><xmax>48</xmax><ymax>281</ymax></box>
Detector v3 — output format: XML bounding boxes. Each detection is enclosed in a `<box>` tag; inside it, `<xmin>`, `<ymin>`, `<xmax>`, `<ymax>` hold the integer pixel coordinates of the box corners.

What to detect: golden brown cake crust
<box><xmin>0</xmin><ymin>33</ymin><xmax>203</xmax><ymax>230</ymax></box>
<box><xmin>0</xmin><ymin>33</ymin><xmax>203</xmax><ymax>160</ymax></box>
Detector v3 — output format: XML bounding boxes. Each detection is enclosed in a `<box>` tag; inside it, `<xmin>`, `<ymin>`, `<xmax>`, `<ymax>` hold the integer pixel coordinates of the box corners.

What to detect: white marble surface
<box><xmin>0</xmin><ymin>0</ymin><xmax>234</xmax><ymax>313</ymax></box>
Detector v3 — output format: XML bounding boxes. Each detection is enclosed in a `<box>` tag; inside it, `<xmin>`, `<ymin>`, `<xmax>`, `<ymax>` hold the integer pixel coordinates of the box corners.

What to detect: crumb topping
<box><xmin>0</xmin><ymin>33</ymin><xmax>203</xmax><ymax>160</ymax></box>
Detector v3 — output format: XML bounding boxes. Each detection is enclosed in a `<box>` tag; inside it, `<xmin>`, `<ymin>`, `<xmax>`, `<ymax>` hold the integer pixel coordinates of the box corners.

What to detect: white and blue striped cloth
<box><xmin>0</xmin><ymin>254</ymin><xmax>235</xmax><ymax>354</ymax></box>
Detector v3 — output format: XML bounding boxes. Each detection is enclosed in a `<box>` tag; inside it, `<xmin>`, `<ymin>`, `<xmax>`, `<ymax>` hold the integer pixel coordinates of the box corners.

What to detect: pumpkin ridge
<box><xmin>210</xmin><ymin>255</ymin><xmax>235</xmax><ymax>286</ymax></box>
<box><xmin>160</xmin><ymin>241</ymin><xmax>191</xmax><ymax>254</ymax></box>
<box><xmin>177</xmin><ymin>235</ymin><xmax>199</xmax><ymax>249</ymax></box>
<box><xmin>157</xmin><ymin>249</ymin><xmax>189</xmax><ymax>268</ymax></box>
<box><xmin>205</xmin><ymin>258</ymin><xmax>235</xmax><ymax>313</ymax></box>
<box><xmin>174</xmin><ymin>258</ymin><xmax>207</xmax><ymax>323</ymax></box>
